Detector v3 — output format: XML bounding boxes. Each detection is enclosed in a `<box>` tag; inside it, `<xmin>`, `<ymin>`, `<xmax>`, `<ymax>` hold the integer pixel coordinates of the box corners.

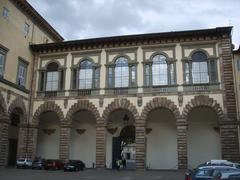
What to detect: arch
<box><xmin>182</xmin><ymin>95</ymin><xmax>224</xmax><ymax>121</ymax></box>
<box><xmin>65</xmin><ymin>100</ymin><xmax>101</xmax><ymax>125</ymax></box>
<box><xmin>102</xmin><ymin>98</ymin><xmax>139</xmax><ymax>125</ymax></box>
<box><xmin>150</xmin><ymin>51</ymin><xmax>170</xmax><ymax>61</ymax></box>
<box><xmin>113</xmin><ymin>54</ymin><xmax>131</xmax><ymax>64</ymax></box>
<box><xmin>32</xmin><ymin>101</ymin><xmax>65</xmax><ymax>126</ymax></box>
<box><xmin>0</xmin><ymin>92</ymin><xmax>7</xmax><ymax>115</ymax></box>
<box><xmin>8</xmin><ymin>96</ymin><xmax>27</xmax><ymax>123</ymax></box>
<box><xmin>188</xmin><ymin>48</ymin><xmax>210</xmax><ymax>60</ymax></box>
<box><xmin>141</xmin><ymin>97</ymin><xmax>180</xmax><ymax>123</ymax></box>
<box><xmin>45</xmin><ymin>60</ymin><xmax>61</xmax><ymax>69</ymax></box>
<box><xmin>78</xmin><ymin>57</ymin><xmax>95</xmax><ymax>66</ymax></box>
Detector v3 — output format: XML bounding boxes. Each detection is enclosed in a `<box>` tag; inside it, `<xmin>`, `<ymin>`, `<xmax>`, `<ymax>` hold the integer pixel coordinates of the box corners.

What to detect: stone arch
<box><xmin>182</xmin><ymin>95</ymin><xmax>224</xmax><ymax>122</ymax></box>
<box><xmin>141</xmin><ymin>97</ymin><xmax>180</xmax><ymax>124</ymax></box>
<box><xmin>32</xmin><ymin>101</ymin><xmax>65</xmax><ymax>126</ymax></box>
<box><xmin>65</xmin><ymin>100</ymin><xmax>101</xmax><ymax>125</ymax></box>
<box><xmin>102</xmin><ymin>98</ymin><xmax>140</xmax><ymax>125</ymax></box>
<box><xmin>0</xmin><ymin>91</ymin><xmax>7</xmax><ymax>115</ymax></box>
<box><xmin>8</xmin><ymin>96</ymin><xmax>27</xmax><ymax>123</ymax></box>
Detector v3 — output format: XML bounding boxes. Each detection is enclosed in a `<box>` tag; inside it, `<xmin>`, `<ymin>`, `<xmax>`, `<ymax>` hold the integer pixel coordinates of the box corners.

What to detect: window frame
<box><xmin>16</xmin><ymin>57</ymin><xmax>28</xmax><ymax>87</ymax></box>
<box><xmin>106</xmin><ymin>55</ymin><xmax>138</xmax><ymax>89</ymax></box>
<box><xmin>143</xmin><ymin>53</ymin><xmax>176</xmax><ymax>87</ymax></box>
<box><xmin>0</xmin><ymin>46</ymin><xmax>8</xmax><ymax>78</ymax></box>
<box><xmin>23</xmin><ymin>22</ymin><xmax>30</xmax><ymax>37</ymax></box>
<box><xmin>182</xmin><ymin>50</ymin><xmax>218</xmax><ymax>85</ymax></box>
<box><xmin>2</xmin><ymin>7</ymin><xmax>9</xmax><ymax>18</ymax></box>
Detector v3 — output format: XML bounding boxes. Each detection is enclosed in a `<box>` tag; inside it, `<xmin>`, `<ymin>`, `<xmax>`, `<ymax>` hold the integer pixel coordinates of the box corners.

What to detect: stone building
<box><xmin>0</xmin><ymin>0</ymin><xmax>63</xmax><ymax>167</ymax></box>
<box><xmin>0</xmin><ymin>0</ymin><xmax>239</xmax><ymax>171</ymax></box>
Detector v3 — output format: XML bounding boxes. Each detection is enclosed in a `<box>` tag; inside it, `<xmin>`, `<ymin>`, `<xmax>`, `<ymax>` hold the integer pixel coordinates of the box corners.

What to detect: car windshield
<box><xmin>18</xmin><ymin>159</ymin><xmax>25</xmax><ymax>162</ymax></box>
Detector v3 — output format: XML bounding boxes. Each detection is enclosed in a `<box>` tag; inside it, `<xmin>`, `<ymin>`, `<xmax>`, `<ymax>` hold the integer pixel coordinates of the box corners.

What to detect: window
<box><xmin>115</xmin><ymin>57</ymin><xmax>129</xmax><ymax>88</ymax></box>
<box><xmin>46</xmin><ymin>62</ymin><xmax>59</xmax><ymax>91</ymax></box>
<box><xmin>79</xmin><ymin>60</ymin><xmax>93</xmax><ymax>89</ymax></box>
<box><xmin>24</xmin><ymin>22</ymin><xmax>30</xmax><ymax>37</ymax></box>
<box><xmin>144</xmin><ymin>54</ymin><xmax>175</xmax><ymax>86</ymax></box>
<box><xmin>0</xmin><ymin>52</ymin><xmax>6</xmax><ymax>77</ymax></box>
<box><xmin>2</xmin><ymin>7</ymin><xmax>9</xmax><ymax>18</ymax></box>
<box><xmin>192</xmin><ymin>52</ymin><xmax>209</xmax><ymax>83</ymax></box>
<box><xmin>17</xmin><ymin>59</ymin><xmax>28</xmax><ymax>87</ymax></box>
<box><xmin>183</xmin><ymin>51</ymin><xmax>218</xmax><ymax>84</ymax></box>
<box><xmin>71</xmin><ymin>59</ymin><xmax>100</xmax><ymax>90</ymax></box>
<box><xmin>107</xmin><ymin>56</ymin><xmax>137</xmax><ymax>88</ymax></box>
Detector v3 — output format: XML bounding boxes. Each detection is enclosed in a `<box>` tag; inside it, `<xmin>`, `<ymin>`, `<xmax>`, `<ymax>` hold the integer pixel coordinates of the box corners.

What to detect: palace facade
<box><xmin>0</xmin><ymin>0</ymin><xmax>240</xmax><ymax>170</ymax></box>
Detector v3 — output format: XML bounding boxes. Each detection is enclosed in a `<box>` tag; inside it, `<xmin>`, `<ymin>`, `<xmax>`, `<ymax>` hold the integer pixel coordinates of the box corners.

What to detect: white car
<box><xmin>16</xmin><ymin>158</ymin><xmax>32</xmax><ymax>168</ymax></box>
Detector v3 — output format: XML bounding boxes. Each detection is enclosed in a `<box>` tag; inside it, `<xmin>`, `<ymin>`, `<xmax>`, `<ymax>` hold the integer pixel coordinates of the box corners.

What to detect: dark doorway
<box><xmin>8</xmin><ymin>139</ymin><xmax>18</xmax><ymax>166</ymax></box>
<box><xmin>112</xmin><ymin>137</ymin><xmax>121</xmax><ymax>169</ymax></box>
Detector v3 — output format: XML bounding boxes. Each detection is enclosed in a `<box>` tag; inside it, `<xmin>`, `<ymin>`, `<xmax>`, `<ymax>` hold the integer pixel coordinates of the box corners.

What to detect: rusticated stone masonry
<box><xmin>219</xmin><ymin>36</ymin><xmax>240</xmax><ymax>162</ymax></box>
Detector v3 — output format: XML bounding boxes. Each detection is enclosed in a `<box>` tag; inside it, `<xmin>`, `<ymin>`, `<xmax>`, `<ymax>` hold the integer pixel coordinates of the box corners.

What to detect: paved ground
<box><xmin>0</xmin><ymin>168</ymin><xmax>185</xmax><ymax>180</ymax></box>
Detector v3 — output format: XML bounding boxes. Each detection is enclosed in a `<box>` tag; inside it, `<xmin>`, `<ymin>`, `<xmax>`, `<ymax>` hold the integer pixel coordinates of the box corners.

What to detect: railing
<box><xmin>143</xmin><ymin>85</ymin><xmax>178</xmax><ymax>93</ymax></box>
<box><xmin>36</xmin><ymin>91</ymin><xmax>65</xmax><ymax>98</ymax></box>
<box><xmin>183</xmin><ymin>83</ymin><xmax>220</xmax><ymax>92</ymax></box>
<box><xmin>69</xmin><ymin>89</ymin><xmax>100</xmax><ymax>96</ymax></box>
<box><xmin>78</xmin><ymin>89</ymin><xmax>92</xmax><ymax>96</ymax></box>
<box><xmin>105</xmin><ymin>87</ymin><xmax>138</xmax><ymax>95</ymax></box>
<box><xmin>44</xmin><ymin>91</ymin><xmax>57</xmax><ymax>97</ymax></box>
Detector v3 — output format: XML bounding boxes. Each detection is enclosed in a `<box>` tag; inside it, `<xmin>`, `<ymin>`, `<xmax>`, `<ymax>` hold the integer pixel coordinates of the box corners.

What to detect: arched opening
<box><xmin>105</xmin><ymin>109</ymin><xmax>136</xmax><ymax>169</ymax></box>
<box><xmin>187</xmin><ymin>107</ymin><xmax>221</xmax><ymax>168</ymax></box>
<box><xmin>36</xmin><ymin>111</ymin><xmax>60</xmax><ymax>159</ymax></box>
<box><xmin>69</xmin><ymin>110</ymin><xmax>96</xmax><ymax>168</ymax></box>
<box><xmin>146</xmin><ymin>108</ymin><xmax>177</xmax><ymax>169</ymax></box>
<box><xmin>8</xmin><ymin>108</ymin><xmax>22</xmax><ymax>166</ymax></box>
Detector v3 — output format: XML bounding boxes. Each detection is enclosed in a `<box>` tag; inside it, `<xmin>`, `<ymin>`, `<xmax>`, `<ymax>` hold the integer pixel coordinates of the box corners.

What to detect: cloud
<box><xmin>27</xmin><ymin>0</ymin><xmax>240</xmax><ymax>48</ymax></box>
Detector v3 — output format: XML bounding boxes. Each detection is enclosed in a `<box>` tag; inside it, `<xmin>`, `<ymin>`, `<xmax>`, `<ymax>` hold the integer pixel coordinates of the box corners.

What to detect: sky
<box><xmin>27</xmin><ymin>0</ymin><xmax>240</xmax><ymax>49</ymax></box>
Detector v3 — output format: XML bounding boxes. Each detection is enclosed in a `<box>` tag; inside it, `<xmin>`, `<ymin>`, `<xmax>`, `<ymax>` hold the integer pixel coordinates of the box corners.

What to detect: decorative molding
<box><xmin>99</xmin><ymin>96</ymin><xmax>104</xmax><ymax>108</ymax></box>
<box><xmin>107</xmin><ymin>128</ymin><xmax>118</xmax><ymax>135</ymax></box>
<box><xmin>64</xmin><ymin>99</ymin><xmax>68</xmax><ymax>109</ymax></box>
<box><xmin>42</xmin><ymin>129</ymin><xmax>56</xmax><ymax>135</ymax></box>
<box><xmin>7</xmin><ymin>90</ymin><xmax>11</xmax><ymax>104</ymax></box>
<box><xmin>76</xmin><ymin>129</ymin><xmax>86</xmax><ymax>135</ymax></box>
<box><xmin>137</xmin><ymin>96</ymin><xmax>142</xmax><ymax>107</ymax></box>
<box><xmin>178</xmin><ymin>92</ymin><xmax>183</xmax><ymax>107</ymax></box>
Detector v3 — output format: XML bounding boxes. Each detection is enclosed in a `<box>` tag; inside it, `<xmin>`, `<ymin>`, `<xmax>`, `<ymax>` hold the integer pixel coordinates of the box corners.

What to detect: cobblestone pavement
<box><xmin>0</xmin><ymin>168</ymin><xmax>185</xmax><ymax>180</ymax></box>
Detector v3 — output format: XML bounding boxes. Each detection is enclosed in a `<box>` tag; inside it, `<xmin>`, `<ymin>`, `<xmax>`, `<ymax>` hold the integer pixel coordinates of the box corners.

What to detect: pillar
<box><xmin>0</xmin><ymin>115</ymin><xmax>9</xmax><ymax>166</ymax></box>
<box><xmin>135</xmin><ymin>118</ymin><xmax>145</xmax><ymax>170</ymax></box>
<box><xmin>96</xmin><ymin>123</ymin><xmax>106</xmax><ymax>169</ymax></box>
<box><xmin>59</xmin><ymin>126</ymin><xmax>71</xmax><ymax>162</ymax></box>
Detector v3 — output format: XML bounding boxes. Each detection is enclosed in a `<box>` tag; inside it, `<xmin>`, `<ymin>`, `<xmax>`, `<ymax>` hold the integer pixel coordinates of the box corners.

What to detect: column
<box><xmin>96</xmin><ymin>122</ymin><xmax>106</xmax><ymax>169</ymax></box>
<box><xmin>135</xmin><ymin>117</ymin><xmax>145</xmax><ymax>170</ymax></box>
<box><xmin>177</xmin><ymin>117</ymin><xmax>188</xmax><ymax>169</ymax></box>
<box><xmin>59</xmin><ymin>126</ymin><xmax>71</xmax><ymax>162</ymax></box>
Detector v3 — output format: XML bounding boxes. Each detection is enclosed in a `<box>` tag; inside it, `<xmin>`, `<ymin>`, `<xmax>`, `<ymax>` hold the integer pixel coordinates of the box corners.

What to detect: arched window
<box><xmin>152</xmin><ymin>55</ymin><xmax>168</xmax><ymax>85</ymax></box>
<box><xmin>46</xmin><ymin>62</ymin><xmax>59</xmax><ymax>91</ymax></box>
<box><xmin>144</xmin><ymin>54</ymin><xmax>175</xmax><ymax>86</ymax></box>
<box><xmin>183</xmin><ymin>50</ymin><xmax>217</xmax><ymax>84</ymax></box>
<box><xmin>79</xmin><ymin>60</ymin><xmax>93</xmax><ymax>89</ymax></box>
<box><xmin>192</xmin><ymin>52</ymin><xmax>209</xmax><ymax>83</ymax></box>
<box><xmin>115</xmin><ymin>57</ymin><xmax>129</xmax><ymax>88</ymax></box>
<box><xmin>71</xmin><ymin>59</ymin><xmax>100</xmax><ymax>91</ymax></box>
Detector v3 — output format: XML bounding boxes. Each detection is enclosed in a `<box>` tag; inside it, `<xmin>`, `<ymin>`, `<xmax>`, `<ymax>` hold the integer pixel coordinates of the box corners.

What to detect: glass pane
<box><xmin>185</xmin><ymin>63</ymin><xmax>189</xmax><ymax>84</ymax></box>
<box><xmin>152</xmin><ymin>55</ymin><xmax>168</xmax><ymax>86</ymax></box>
<box><xmin>115</xmin><ymin>57</ymin><xmax>129</xmax><ymax>87</ymax></box>
<box><xmin>108</xmin><ymin>68</ymin><xmax>113</xmax><ymax>88</ymax></box>
<box><xmin>94</xmin><ymin>68</ymin><xmax>100</xmax><ymax>88</ymax></box>
<box><xmin>79</xmin><ymin>69</ymin><xmax>93</xmax><ymax>89</ymax></box>
<box><xmin>192</xmin><ymin>52</ymin><xmax>207</xmax><ymax>62</ymax></box>
<box><xmin>192</xmin><ymin>61</ymin><xmax>209</xmax><ymax>84</ymax></box>
<box><xmin>46</xmin><ymin>71</ymin><xmax>59</xmax><ymax>91</ymax></box>
<box><xmin>169</xmin><ymin>63</ymin><xmax>175</xmax><ymax>84</ymax></box>
<box><xmin>131</xmin><ymin>66</ymin><xmax>136</xmax><ymax>86</ymax></box>
<box><xmin>210</xmin><ymin>61</ymin><xmax>217</xmax><ymax>82</ymax></box>
<box><xmin>18</xmin><ymin>63</ymin><xmax>27</xmax><ymax>86</ymax></box>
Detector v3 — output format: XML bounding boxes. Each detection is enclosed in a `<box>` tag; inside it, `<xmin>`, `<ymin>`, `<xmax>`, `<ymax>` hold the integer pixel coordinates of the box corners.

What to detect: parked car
<box><xmin>185</xmin><ymin>166</ymin><xmax>240</xmax><ymax>180</ymax></box>
<box><xmin>63</xmin><ymin>160</ymin><xmax>85</xmax><ymax>172</ymax></box>
<box><xmin>199</xmin><ymin>160</ymin><xmax>240</xmax><ymax>169</ymax></box>
<box><xmin>16</xmin><ymin>158</ymin><xmax>32</xmax><ymax>169</ymax></box>
<box><xmin>220</xmin><ymin>171</ymin><xmax>240</xmax><ymax>179</ymax></box>
<box><xmin>32</xmin><ymin>159</ymin><xmax>45</xmax><ymax>170</ymax></box>
<box><xmin>44</xmin><ymin>160</ymin><xmax>63</xmax><ymax>170</ymax></box>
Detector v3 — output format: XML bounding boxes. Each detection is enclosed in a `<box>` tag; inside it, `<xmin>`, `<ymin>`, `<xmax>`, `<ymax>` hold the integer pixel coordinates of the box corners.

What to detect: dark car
<box><xmin>185</xmin><ymin>166</ymin><xmax>240</xmax><ymax>180</ymax></box>
<box><xmin>44</xmin><ymin>160</ymin><xmax>64</xmax><ymax>170</ymax></box>
<box><xmin>64</xmin><ymin>160</ymin><xmax>85</xmax><ymax>172</ymax></box>
<box><xmin>32</xmin><ymin>159</ymin><xmax>45</xmax><ymax>170</ymax></box>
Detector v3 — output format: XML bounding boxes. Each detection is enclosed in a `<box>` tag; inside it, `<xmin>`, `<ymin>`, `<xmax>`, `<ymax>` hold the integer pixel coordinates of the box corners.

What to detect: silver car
<box><xmin>16</xmin><ymin>158</ymin><xmax>32</xmax><ymax>168</ymax></box>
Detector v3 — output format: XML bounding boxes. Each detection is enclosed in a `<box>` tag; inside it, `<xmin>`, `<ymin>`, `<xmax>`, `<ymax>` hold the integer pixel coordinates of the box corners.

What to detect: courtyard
<box><xmin>0</xmin><ymin>168</ymin><xmax>185</xmax><ymax>180</ymax></box>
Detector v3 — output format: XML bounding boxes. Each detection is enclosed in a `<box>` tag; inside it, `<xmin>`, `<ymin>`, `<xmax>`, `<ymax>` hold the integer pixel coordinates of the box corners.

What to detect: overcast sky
<box><xmin>27</xmin><ymin>0</ymin><xmax>240</xmax><ymax>48</ymax></box>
